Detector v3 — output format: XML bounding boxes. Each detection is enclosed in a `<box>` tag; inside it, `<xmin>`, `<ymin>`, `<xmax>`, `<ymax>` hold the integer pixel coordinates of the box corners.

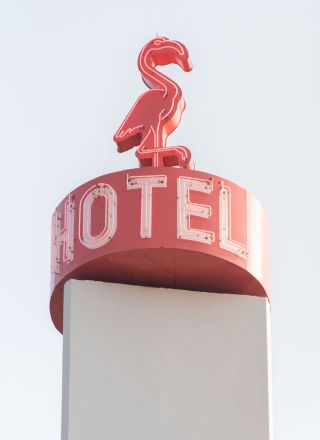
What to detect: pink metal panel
<box><xmin>50</xmin><ymin>167</ymin><xmax>269</xmax><ymax>333</ymax></box>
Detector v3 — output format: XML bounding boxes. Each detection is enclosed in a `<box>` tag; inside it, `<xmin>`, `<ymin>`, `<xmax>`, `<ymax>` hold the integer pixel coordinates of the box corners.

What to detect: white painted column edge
<box><xmin>61</xmin><ymin>281</ymin><xmax>72</xmax><ymax>440</ymax></box>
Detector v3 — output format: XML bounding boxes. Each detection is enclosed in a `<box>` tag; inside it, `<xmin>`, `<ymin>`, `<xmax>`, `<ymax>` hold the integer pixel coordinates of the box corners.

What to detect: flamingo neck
<box><xmin>138</xmin><ymin>49</ymin><xmax>180</xmax><ymax>97</ymax></box>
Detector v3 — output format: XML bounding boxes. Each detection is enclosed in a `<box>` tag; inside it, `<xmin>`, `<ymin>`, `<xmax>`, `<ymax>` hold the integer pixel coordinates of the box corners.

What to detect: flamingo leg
<box><xmin>136</xmin><ymin>112</ymin><xmax>194</xmax><ymax>169</ymax></box>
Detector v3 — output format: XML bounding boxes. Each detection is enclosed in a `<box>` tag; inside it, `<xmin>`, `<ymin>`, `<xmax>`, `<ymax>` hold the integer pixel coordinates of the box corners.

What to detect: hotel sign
<box><xmin>50</xmin><ymin>38</ymin><xmax>269</xmax><ymax>333</ymax></box>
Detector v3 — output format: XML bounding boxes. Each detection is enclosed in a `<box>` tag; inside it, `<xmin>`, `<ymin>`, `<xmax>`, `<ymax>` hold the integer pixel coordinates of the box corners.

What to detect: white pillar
<box><xmin>62</xmin><ymin>280</ymin><xmax>272</xmax><ymax>440</ymax></box>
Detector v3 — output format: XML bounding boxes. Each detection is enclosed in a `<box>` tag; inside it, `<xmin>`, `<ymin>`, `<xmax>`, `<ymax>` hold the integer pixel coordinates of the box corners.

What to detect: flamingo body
<box><xmin>113</xmin><ymin>37</ymin><xmax>194</xmax><ymax>169</ymax></box>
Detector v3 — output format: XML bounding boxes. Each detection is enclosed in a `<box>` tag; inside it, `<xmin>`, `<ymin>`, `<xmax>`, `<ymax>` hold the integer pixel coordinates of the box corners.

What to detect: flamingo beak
<box><xmin>168</xmin><ymin>40</ymin><xmax>193</xmax><ymax>72</ymax></box>
<box><xmin>184</xmin><ymin>57</ymin><xmax>193</xmax><ymax>72</ymax></box>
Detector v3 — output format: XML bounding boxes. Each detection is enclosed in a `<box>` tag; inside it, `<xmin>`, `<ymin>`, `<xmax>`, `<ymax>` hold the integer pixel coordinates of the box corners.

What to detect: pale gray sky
<box><xmin>0</xmin><ymin>1</ymin><xmax>319</xmax><ymax>439</ymax></box>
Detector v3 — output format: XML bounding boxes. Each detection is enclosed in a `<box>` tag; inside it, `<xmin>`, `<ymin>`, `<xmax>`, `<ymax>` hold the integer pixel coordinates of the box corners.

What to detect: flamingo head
<box><xmin>140</xmin><ymin>37</ymin><xmax>193</xmax><ymax>72</ymax></box>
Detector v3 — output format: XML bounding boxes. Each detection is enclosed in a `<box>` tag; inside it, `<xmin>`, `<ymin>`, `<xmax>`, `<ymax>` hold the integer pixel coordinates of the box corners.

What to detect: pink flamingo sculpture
<box><xmin>113</xmin><ymin>37</ymin><xmax>194</xmax><ymax>169</ymax></box>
